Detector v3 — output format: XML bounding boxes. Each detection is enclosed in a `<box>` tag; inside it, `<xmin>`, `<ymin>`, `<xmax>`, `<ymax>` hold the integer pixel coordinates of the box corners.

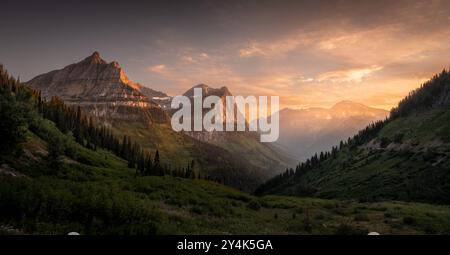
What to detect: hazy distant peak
<box><xmin>333</xmin><ymin>100</ymin><xmax>357</xmax><ymax>106</ymax></box>
<box><xmin>279</xmin><ymin>101</ymin><xmax>388</xmax><ymax>122</ymax></box>
<box><xmin>331</xmin><ymin>100</ymin><xmax>368</xmax><ymax>110</ymax></box>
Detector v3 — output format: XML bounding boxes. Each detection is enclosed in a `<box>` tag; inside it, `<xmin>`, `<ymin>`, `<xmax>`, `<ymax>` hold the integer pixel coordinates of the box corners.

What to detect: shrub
<box><xmin>403</xmin><ymin>216</ymin><xmax>416</xmax><ymax>225</ymax></box>
<box><xmin>303</xmin><ymin>215</ymin><xmax>312</xmax><ymax>233</ymax></box>
<box><xmin>353</xmin><ymin>213</ymin><xmax>369</xmax><ymax>222</ymax></box>
<box><xmin>190</xmin><ymin>206</ymin><xmax>203</xmax><ymax>215</ymax></box>
<box><xmin>384</xmin><ymin>212</ymin><xmax>392</xmax><ymax>218</ymax></box>
<box><xmin>314</xmin><ymin>214</ymin><xmax>325</xmax><ymax>220</ymax></box>
<box><xmin>247</xmin><ymin>200</ymin><xmax>261</xmax><ymax>211</ymax></box>
<box><xmin>335</xmin><ymin>224</ymin><xmax>367</xmax><ymax>235</ymax></box>
<box><xmin>323</xmin><ymin>203</ymin><xmax>338</xmax><ymax>210</ymax></box>
<box><xmin>393</xmin><ymin>133</ymin><xmax>404</xmax><ymax>144</ymax></box>
<box><xmin>380</xmin><ymin>137</ymin><xmax>391</xmax><ymax>148</ymax></box>
<box><xmin>295</xmin><ymin>207</ymin><xmax>304</xmax><ymax>214</ymax></box>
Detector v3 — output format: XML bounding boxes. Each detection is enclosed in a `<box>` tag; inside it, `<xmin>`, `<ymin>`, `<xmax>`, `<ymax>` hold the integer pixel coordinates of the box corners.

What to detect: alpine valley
<box><xmin>1</xmin><ymin>53</ymin><xmax>450</xmax><ymax>235</ymax></box>
<box><xmin>26</xmin><ymin>52</ymin><xmax>295</xmax><ymax>191</ymax></box>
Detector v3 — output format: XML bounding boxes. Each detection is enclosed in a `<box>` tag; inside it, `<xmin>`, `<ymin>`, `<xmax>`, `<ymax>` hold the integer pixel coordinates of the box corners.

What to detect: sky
<box><xmin>1</xmin><ymin>0</ymin><xmax>450</xmax><ymax>110</ymax></box>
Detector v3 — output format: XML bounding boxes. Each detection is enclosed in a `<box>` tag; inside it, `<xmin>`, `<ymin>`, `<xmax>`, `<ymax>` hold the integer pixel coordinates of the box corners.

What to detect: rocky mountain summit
<box><xmin>26</xmin><ymin>52</ymin><xmax>169</xmax><ymax>123</ymax></box>
<box><xmin>26</xmin><ymin>52</ymin><xmax>166</xmax><ymax>108</ymax></box>
<box><xmin>183</xmin><ymin>84</ymin><xmax>232</xmax><ymax>98</ymax></box>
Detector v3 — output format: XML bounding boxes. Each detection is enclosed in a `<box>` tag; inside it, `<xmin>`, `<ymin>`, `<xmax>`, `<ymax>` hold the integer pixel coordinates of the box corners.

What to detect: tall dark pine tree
<box><xmin>153</xmin><ymin>150</ymin><xmax>162</xmax><ymax>176</ymax></box>
<box><xmin>0</xmin><ymin>66</ymin><xmax>27</xmax><ymax>156</ymax></box>
<box><xmin>145</xmin><ymin>152</ymin><xmax>153</xmax><ymax>176</ymax></box>
<box><xmin>190</xmin><ymin>160</ymin><xmax>196</xmax><ymax>179</ymax></box>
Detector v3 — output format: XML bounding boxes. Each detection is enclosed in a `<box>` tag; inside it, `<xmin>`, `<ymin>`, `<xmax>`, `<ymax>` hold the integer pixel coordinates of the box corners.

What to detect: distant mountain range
<box><xmin>256</xmin><ymin>70</ymin><xmax>450</xmax><ymax>204</ymax></box>
<box><xmin>277</xmin><ymin>101</ymin><xmax>389</xmax><ymax>161</ymax></box>
<box><xmin>24</xmin><ymin>52</ymin><xmax>392</xmax><ymax>190</ymax></box>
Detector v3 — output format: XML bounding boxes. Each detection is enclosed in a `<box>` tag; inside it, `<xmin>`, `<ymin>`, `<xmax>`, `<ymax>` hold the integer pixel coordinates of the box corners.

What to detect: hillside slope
<box><xmin>256</xmin><ymin>70</ymin><xmax>450</xmax><ymax>204</ymax></box>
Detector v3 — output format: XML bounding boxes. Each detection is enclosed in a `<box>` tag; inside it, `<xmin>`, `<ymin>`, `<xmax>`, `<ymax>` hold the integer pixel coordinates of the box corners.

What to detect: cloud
<box><xmin>144</xmin><ymin>50</ymin><xmax>237</xmax><ymax>94</ymax></box>
<box><xmin>239</xmin><ymin>43</ymin><xmax>264</xmax><ymax>57</ymax></box>
<box><xmin>181</xmin><ymin>56</ymin><xmax>194</xmax><ymax>63</ymax></box>
<box><xmin>313</xmin><ymin>23</ymin><xmax>450</xmax><ymax>70</ymax></box>
<box><xmin>238</xmin><ymin>31</ymin><xmax>313</xmax><ymax>58</ymax></box>
<box><xmin>236</xmin><ymin>15</ymin><xmax>450</xmax><ymax>65</ymax></box>
<box><xmin>315</xmin><ymin>66</ymin><xmax>384</xmax><ymax>83</ymax></box>
<box><xmin>179</xmin><ymin>51</ymin><xmax>211</xmax><ymax>65</ymax></box>
<box><xmin>147</xmin><ymin>64</ymin><xmax>168</xmax><ymax>74</ymax></box>
<box><xmin>138</xmin><ymin>1</ymin><xmax>450</xmax><ymax>110</ymax></box>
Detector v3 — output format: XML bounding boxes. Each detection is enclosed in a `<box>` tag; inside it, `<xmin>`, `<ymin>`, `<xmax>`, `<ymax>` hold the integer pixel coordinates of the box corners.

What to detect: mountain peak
<box><xmin>193</xmin><ymin>83</ymin><xmax>209</xmax><ymax>89</ymax></box>
<box><xmin>332</xmin><ymin>100</ymin><xmax>361</xmax><ymax>107</ymax></box>
<box><xmin>329</xmin><ymin>100</ymin><xmax>388</xmax><ymax>119</ymax></box>
<box><xmin>82</xmin><ymin>51</ymin><xmax>107</xmax><ymax>65</ymax></box>
<box><xmin>330</xmin><ymin>100</ymin><xmax>372</xmax><ymax>111</ymax></box>
<box><xmin>184</xmin><ymin>84</ymin><xmax>232</xmax><ymax>97</ymax></box>
<box><xmin>219</xmin><ymin>86</ymin><xmax>231</xmax><ymax>94</ymax></box>
<box><xmin>25</xmin><ymin>52</ymin><xmax>161</xmax><ymax>107</ymax></box>
<box><xmin>92</xmin><ymin>51</ymin><xmax>100</xmax><ymax>58</ymax></box>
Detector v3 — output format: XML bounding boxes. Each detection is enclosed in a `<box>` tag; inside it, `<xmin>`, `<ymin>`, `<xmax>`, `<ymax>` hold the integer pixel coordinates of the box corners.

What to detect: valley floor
<box><xmin>1</xmin><ymin>172</ymin><xmax>450</xmax><ymax>235</ymax></box>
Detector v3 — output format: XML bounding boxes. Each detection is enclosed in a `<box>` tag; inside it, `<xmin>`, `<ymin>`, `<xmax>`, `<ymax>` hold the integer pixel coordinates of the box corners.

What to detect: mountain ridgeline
<box><xmin>256</xmin><ymin>69</ymin><xmax>450</xmax><ymax>204</ymax></box>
